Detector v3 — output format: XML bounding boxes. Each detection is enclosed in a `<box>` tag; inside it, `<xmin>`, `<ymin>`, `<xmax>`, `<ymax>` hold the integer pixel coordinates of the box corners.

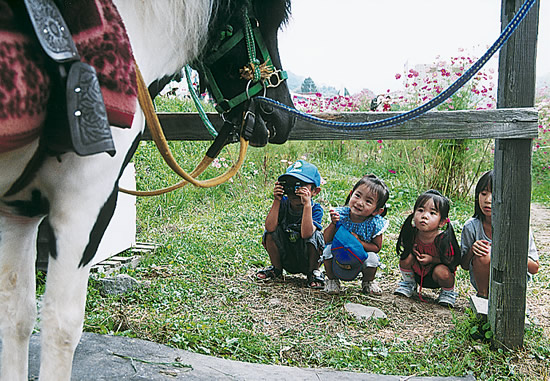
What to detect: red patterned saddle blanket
<box><xmin>0</xmin><ymin>0</ymin><xmax>137</xmax><ymax>153</ymax></box>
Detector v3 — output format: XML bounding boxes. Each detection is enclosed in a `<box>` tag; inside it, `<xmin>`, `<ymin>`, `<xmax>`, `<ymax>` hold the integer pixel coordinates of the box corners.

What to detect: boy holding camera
<box><xmin>256</xmin><ymin>160</ymin><xmax>325</xmax><ymax>288</ymax></box>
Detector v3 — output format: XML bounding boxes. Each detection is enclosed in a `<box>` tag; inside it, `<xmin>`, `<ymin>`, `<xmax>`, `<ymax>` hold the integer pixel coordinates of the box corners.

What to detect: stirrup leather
<box><xmin>24</xmin><ymin>0</ymin><xmax>115</xmax><ymax>156</ymax></box>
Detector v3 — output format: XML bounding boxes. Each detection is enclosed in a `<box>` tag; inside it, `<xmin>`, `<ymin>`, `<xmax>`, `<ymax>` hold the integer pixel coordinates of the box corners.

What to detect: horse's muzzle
<box><xmin>246</xmin><ymin>97</ymin><xmax>295</xmax><ymax>147</ymax></box>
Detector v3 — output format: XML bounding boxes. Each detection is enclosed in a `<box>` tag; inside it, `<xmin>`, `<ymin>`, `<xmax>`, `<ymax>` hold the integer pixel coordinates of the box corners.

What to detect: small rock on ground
<box><xmin>345</xmin><ymin>302</ymin><xmax>388</xmax><ymax>321</ymax></box>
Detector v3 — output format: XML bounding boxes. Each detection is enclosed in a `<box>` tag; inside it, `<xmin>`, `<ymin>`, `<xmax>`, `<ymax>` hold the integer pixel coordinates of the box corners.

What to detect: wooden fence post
<box><xmin>490</xmin><ymin>0</ymin><xmax>539</xmax><ymax>349</ymax></box>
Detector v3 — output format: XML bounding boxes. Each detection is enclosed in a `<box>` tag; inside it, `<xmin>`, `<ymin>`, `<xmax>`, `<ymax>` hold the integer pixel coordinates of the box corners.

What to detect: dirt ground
<box><xmin>245</xmin><ymin>203</ymin><xmax>550</xmax><ymax>347</ymax></box>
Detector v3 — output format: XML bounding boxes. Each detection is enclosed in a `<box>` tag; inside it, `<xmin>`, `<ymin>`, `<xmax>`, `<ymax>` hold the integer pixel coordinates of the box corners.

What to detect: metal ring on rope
<box><xmin>257</xmin><ymin>0</ymin><xmax>536</xmax><ymax>132</ymax></box>
<box><xmin>119</xmin><ymin>66</ymin><xmax>248</xmax><ymax>196</ymax></box>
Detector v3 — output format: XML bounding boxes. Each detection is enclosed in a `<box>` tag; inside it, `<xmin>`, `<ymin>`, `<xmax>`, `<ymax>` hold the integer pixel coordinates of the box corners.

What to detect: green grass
<box><xmin>77</xmin><ymin>96</ymin><xmax>550</xmax><ymax>379</ymax></box>
<box><xmin>77</xmin><ymin>135</ymin><xmax>550</xmax><ymax>379</ymax></box>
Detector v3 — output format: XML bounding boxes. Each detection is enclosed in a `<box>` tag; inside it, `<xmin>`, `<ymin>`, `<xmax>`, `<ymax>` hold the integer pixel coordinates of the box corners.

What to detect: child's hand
<box><xmin>413</xmin><ymin>247</ymin><xmax>432</xmax><ymax>266</ymax></box>
<box><xmin>295</xmin><ymin>185</ymin><xmax>312</xmax><ymax>205</ymax></box>
<box><xmin>273</xmin><ymin>181</ymin><xmax>284</xmax><ymax>201</ymax></box>
<box><xmin>329</xmin><ymin>208</ymin><xmax>340</xmax><ymax>225</ymax></box>
<box><xmin>472</xmin><ymin>240</ymin><xmax>491</xmax><ymax>257</ymax></box>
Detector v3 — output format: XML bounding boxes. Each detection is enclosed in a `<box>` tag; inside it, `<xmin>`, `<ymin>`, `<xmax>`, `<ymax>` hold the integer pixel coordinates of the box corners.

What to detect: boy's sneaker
<box><xmin>362</xmin><ymin>280</ymin><xmax>382</xmax><ymax>296</ymax></box>
<box><xmin>394</xmin><ymin>281</ymin><xmax>416</xmax><ymax>298</ymax></box>
<box><xmin>437</xmin><ymin>289</ymin><xmax>458</xmax><ymax>308</ymax></box>
<box><xmin>324</xmin><ymin>278</ymin><xmax>341</xmax><ymax>294</ymax></box>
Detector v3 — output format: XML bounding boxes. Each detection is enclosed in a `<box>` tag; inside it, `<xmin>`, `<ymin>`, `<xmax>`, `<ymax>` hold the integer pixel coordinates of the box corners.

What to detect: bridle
<box><xmin>121</xmin><ymin>1</ymin><xmax>288</xmax><ymax>196</ymax></box>
<box><xmin>199</xmin><ymin>4</ymin><xmax>288</xmax><ymax>115</ymax></box>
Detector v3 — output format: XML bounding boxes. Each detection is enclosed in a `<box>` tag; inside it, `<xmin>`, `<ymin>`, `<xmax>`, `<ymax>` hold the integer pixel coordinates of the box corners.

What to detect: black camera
<box><xmin>280</xmin><ymin>179</ymin><xmax>303</xmax><ymax>195</ymax></box>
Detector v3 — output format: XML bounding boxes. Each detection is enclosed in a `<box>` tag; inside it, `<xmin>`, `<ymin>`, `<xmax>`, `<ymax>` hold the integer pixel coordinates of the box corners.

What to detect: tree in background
<box><xmin>301</xmin><ymin>77</ymin><xmax>317</xmax><ymax>93</ymax></box>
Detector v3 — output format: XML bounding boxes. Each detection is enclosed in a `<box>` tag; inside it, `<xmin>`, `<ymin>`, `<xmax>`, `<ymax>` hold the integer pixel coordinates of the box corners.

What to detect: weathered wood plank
<box><xmin>144</xmin><ymin>108</ymin><xmax>539</xmax><ymax>141</ymax></box>
<box><xmin>492</xmin><ymin>139</ymin><xmax>532</xmax><ymax>348</ymax></box>
<box><xmin>287</xmin><ymin>108</ymin><xmax>538</xmax><ymax>140</ymax></box>
<box><xmin>489</xmin><ymin>0</ymin><xmax>540</xmax><ymax>350</ymax></box>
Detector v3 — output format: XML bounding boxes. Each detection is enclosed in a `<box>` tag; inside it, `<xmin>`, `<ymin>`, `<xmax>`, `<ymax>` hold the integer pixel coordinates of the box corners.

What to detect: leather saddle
<box><xmin>25</xmin><ymin>0</ymin><xmax>115</xmax><ymax>157</ymax></box>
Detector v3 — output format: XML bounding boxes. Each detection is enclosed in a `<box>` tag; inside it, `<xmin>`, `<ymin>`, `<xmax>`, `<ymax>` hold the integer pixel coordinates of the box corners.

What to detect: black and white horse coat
<box><xmin>0</xmin><ymin>1</ymin><xmax>294</xmax><ymax>380</ymax></box>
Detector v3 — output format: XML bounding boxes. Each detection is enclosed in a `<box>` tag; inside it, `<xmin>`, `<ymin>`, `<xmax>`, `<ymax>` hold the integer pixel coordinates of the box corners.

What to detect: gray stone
<box><xmin>345</xmin><ymin>302</ymin><xmax>388</xmax><ymax>321</ymax></box>
<box><xmin>17</xmin><ymin>332</ymin><xmax>475</xmax><ymax>380</ymax></box>
<box><xmin>98</xmin><ymin>274</ymin><xmax>140</xmax><ymax>296</ymax></box>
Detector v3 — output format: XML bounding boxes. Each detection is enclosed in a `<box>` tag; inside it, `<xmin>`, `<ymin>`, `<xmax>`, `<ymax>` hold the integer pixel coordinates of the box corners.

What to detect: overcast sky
<box><xmin>278</xmin><ymin>0</ymin><xmax>549</xmax><ymax>94</ymax></box>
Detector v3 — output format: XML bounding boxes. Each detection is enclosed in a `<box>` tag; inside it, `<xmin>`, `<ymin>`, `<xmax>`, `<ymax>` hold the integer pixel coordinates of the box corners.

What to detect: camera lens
<box><xmin>281</xmin><ymin>180</ymin><xmax>296</xmax><ymax>195</ymax></box>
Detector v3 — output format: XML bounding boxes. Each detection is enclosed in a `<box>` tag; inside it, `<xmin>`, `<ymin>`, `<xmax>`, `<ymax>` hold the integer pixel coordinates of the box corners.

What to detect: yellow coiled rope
<box><xmin>119</xmin><ymin>66</ymin><xmax>248</xmax><ymax>196</ymax></box>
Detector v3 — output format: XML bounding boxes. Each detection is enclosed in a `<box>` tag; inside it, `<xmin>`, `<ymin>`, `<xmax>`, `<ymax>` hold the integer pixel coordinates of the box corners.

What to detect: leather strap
<box><xmin>24</xmin><ymin>0</ymin><xmax>80</xmax><ymax>63</ymax></box>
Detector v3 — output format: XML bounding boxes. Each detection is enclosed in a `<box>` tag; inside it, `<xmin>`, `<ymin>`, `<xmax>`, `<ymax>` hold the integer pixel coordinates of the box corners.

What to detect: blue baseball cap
<box><xmin>332</xmin><ymin>249</ymin><xmax>366</xmax><ymax>281</ymax></box>
<box><xmin>278</xmin><ymin>160</ymin><xmax>321</xmax><ymax>187</ymax></box>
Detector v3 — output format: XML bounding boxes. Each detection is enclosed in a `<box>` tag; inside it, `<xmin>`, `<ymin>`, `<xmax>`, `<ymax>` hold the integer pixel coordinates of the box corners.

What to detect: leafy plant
<box><xmin>468</xmin><ymin>320</ymin><xmax>494</xmax><ymax>341</ymax></box>
<box><xmin>292</xmin><ymin>50</ymin><xmax>497</xmax><ymax>199</ymax></box>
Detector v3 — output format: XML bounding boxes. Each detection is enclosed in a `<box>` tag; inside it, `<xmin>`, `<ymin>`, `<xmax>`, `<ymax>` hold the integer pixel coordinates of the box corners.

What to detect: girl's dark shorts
<box><xmin>414</xmin><ymin>265</ymin><xmax>456</xmax><ymax>289</ymax></box>
<box><xmin>414</xmin><ymin>270</ymin><xmax>440</xmax><ymax>289</ymax></box>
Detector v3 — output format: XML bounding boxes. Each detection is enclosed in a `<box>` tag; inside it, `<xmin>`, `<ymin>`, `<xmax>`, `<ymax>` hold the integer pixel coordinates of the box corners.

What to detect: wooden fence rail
<box><xmin>143</xmin><ymin>108</ymin><xmax>539</xmax><ymax>141</ymax></box>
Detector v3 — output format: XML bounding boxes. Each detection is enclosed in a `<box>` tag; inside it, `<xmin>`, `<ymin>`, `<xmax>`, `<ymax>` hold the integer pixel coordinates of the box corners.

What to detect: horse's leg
<box><xmin>37</xmin><ymin>128</ymin><xmax>141</xmax><ymax>381</ymax></box>
<box><xmin>0</xmin><ymin>214</ymin><xmax>42</xmax><ymax>381</ymax></box>
<box><xmin>37</xmin><ymin>185</ymin><xmax>118</xmax><ymax>380</ymax></box>
<box><xmin>38</xmin><ymin>239</ymin><xmax>92</xmax><ymax>380</ymax></box>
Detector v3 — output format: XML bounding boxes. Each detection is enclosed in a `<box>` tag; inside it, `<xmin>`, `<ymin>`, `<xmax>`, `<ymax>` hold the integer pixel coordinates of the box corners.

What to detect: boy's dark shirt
<box><xmin>277</xmin><ymin>196</ymin><xmax>323</xmax><ymax>236</ymax></box>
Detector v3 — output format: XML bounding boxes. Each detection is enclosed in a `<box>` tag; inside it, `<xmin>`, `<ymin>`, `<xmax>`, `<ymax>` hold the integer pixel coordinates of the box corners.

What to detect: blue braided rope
<box><xmin>258</xmin><ymin>0</ymin><xmax>536</xmax><ymax>131</ymax></box>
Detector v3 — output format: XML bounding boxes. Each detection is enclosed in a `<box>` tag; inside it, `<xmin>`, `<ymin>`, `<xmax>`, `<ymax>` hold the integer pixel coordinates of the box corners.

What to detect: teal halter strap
<box><xmin>242</xmin><ymin>7</ymin><xmax>261</xmax><ymax>82</ymax></box>
<box><xmin>184</xmin><ymin>65</ymin><xmax>218</xmax><ymax>138</ymax></box>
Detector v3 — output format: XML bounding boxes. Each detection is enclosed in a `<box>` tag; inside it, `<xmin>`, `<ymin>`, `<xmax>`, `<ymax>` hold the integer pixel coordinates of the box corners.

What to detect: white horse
<box><xmin>0</xmin><ymin>0</ymin><xmax>294</xmax><ymax>379</ymax></box>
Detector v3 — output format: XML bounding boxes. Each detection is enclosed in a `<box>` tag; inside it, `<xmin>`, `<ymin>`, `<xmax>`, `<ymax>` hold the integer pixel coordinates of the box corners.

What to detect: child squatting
<box><xmin>256</xmin><ymin>162</ymin><xmax>540</xmax><ymax>309</ymax></box>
